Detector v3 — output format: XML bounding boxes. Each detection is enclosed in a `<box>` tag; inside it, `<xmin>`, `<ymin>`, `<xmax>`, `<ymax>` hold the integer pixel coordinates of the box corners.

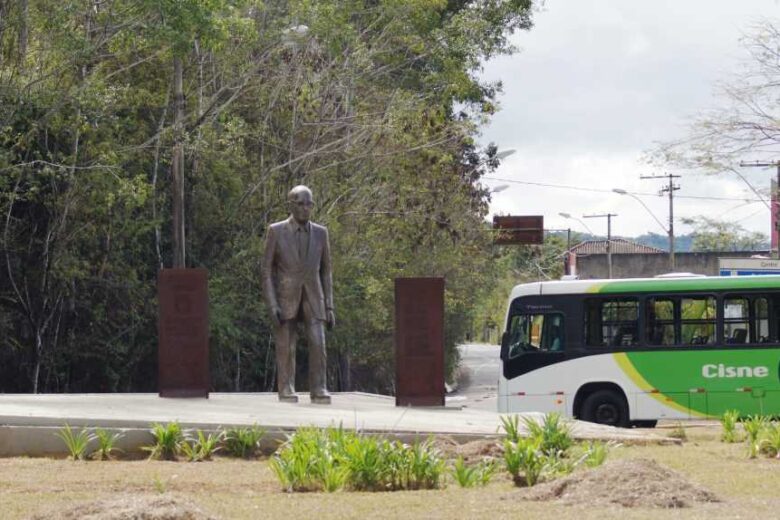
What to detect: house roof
<box><xmin>569</xmin><ymin>238</ymin><xmax>666</xmax><ymax>255</ymax></box>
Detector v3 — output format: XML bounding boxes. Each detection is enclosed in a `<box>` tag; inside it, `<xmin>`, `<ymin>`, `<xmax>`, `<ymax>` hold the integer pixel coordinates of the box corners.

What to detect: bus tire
<box><xmin>581</xmin><ymin>389</ymin><xmax>629</xmax><ymax>428</ymax></box>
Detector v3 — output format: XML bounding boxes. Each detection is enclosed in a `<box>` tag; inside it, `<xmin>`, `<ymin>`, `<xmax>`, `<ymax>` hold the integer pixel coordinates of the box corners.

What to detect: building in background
<box><xmin>565</xmin><ymin>239</ymin><xmax>665</xmax><ymax>278</ymax></box>
<box><xmin>719</xmin><ymin>257</ymin><xmax>780</xmax><ymax>276</ymax></box>
<box><xmin>570</xmin><ymin>241</ymin><xmax>770</xmax><ymax>279</ymax></box>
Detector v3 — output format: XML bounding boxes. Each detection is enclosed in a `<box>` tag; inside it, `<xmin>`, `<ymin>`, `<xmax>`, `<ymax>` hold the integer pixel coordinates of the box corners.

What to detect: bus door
<box><xmin>501</xmin><ymin>311</ymin><xmax>567</xmax><ymax>413</ymax></box>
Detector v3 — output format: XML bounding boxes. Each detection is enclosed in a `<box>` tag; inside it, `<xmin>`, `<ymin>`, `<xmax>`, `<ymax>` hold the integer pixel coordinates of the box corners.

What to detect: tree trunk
<box><xmin>234</xmin><ymin>345</ymin><xmax>241</xmax><ymax>392</ymax></box>
<box><xmin>32</xmin><ymin>330</ymin><xmax>42</xmax><ymax>394</ymax></box>
<box><xmin>18</xmin><ymin>0</ymin><xmax>28</xmax><ymax>65</ymax></box>
<box><xmin>171</xmin><ymin>56</ymin><xmax>186</xmax><ymax>267</ymax></box>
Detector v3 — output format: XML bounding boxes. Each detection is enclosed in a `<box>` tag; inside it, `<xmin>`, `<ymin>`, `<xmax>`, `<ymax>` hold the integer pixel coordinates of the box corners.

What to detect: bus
<box><xmin>497</xmin><ymin>275</ymin><xmax>780</xmax><ymax>427</ymax></box>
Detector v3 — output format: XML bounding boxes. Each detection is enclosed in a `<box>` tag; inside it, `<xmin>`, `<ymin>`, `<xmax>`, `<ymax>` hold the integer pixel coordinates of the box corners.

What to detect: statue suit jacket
<box><xmin>263</xmin><ymin>216</ymin><xmax>334</xmax><ymax>321</ymax></box>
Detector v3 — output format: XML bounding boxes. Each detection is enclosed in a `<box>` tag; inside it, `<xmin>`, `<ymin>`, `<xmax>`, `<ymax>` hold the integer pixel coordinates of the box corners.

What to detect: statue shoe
<box><xmin>278</xmin><ymin>393</ymin><xmax>299</xmax><ymax>403</ymax></box>
<box><xmin>310</xmin><ymin>393</ymin><xmax>331</xmax><ymax>405</ymax></box>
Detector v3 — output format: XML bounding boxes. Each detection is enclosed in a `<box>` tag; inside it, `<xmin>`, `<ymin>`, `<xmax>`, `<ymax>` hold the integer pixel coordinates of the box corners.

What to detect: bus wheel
<box><xmin>581</xmin><ymin>389</ymin><xmax>629</xmax><ymax>428</ymax></box>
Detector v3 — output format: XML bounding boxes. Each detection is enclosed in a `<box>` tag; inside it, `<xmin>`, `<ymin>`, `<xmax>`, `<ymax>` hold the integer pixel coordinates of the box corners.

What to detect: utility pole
<box><xmin>584</xmin><ymin>213</ymin><xmax>618</xmax><ymax>278</ymax></box>
<box><xmin>739</xmin><ymin>160</ymin><xmax>780</xmax><ymax>258</ymax></box>
<box><xmin>641</xmin><ymin>173</ymin><xmax>680</xmax><ymax>270</ymax></box>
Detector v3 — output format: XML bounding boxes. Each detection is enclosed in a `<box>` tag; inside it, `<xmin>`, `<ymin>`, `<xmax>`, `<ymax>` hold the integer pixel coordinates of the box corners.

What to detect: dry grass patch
<box><xmin>434</xmin><ymin>437</ymin><xmax>502</xmax><ymax>464</ymax></box>
<box><xmin>522</xmin><ymin>458</ymin><xmax>718</xmax><ymax>508</ymax></box>
<box><xmin>30</xmin><ymin>495</ymin><xmax>216</xmax><ymax>520</ymax></box>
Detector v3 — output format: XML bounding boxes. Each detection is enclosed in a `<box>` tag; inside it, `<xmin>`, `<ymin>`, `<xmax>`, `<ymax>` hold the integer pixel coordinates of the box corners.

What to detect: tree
<box><xmin>0</xmin><ymin>0</ymin><xmax>536</xmax><ymax>393</ymax></box>
<box><xmin>650</xmin><ymin>20</ymin><xmax>780</xmax><ymax>203</ymax></box>
<box><xmin>683</xmin><ymin>216</ymin><xmax>768</xmax><ymax>252</ymax></box>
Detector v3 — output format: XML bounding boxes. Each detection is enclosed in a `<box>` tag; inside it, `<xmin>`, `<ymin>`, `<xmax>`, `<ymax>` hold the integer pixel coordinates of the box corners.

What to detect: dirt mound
<box><xmin>523</xmin><ymin>458</ymin><xmax>719</xmax><ymax>508</ymax></box>
<box><xmin>32</xmin><ymin>495</ymin><xmax>218</xmax><ymax>520</ymax></box>
<box><xmin>434</xmin><ymin>437</ymin><xmax>503</xmax><ymax>463</ymax></box>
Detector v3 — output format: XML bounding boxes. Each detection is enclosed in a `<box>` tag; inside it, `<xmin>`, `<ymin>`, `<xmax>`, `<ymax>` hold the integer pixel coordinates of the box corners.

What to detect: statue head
<box><xmin>288</xmin><ymin>185</ymin><xmax>314</xmax><ymax>224</ymax></box>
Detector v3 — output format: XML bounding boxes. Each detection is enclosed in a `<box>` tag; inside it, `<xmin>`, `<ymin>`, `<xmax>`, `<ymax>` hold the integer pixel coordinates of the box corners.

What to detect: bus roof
<box><xmin>509</xmin><ymin>274</ymin><xmax>780</xmax><ymax>300</ymax></box>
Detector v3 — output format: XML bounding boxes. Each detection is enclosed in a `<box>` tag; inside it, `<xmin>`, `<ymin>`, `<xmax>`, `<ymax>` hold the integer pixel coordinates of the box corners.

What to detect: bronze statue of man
<box><xmin>262</xmin><ymin>185</ymin><xmax>335</xmax><ymax>404</ymax></box>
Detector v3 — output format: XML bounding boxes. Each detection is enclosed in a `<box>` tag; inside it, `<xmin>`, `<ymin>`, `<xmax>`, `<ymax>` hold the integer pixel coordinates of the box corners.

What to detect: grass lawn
<box><xmin>2</xmin><ymin>424</ymin><xmax>779</xmax><ymax>519</ymax></box>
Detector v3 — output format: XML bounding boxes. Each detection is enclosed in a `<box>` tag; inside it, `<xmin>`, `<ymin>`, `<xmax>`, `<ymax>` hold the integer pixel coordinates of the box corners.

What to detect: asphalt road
<box><xmin>451</xmin><ymin>343</ymin><xmax>500</xmax><ymax>411</ymax></box>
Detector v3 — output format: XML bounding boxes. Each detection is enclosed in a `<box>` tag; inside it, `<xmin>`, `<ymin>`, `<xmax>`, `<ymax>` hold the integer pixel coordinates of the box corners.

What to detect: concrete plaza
<box><xmin>0</xmin><ymin>392</ymin><xmax>678</xmax><ymax>456</ymax></box>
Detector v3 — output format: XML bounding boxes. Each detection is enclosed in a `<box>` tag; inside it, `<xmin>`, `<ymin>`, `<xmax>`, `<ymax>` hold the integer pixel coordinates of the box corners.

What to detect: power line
<box><xmin>483</xmin><ymin>176</ymin><xmax>765</xmax><ymax>202</ymax></box>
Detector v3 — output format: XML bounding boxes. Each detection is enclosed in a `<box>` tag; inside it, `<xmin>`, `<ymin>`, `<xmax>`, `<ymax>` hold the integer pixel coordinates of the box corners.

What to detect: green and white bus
<box><xmin>498</xmin><ymin>275</ymin><xmax>780</xmax><ymax>427</ymax></box>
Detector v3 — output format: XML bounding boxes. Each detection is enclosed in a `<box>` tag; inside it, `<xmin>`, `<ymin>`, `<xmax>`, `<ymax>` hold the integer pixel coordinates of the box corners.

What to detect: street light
<box><xmin>490</xmin><ymin>184</ymin><xmax>509</xmax><ymax>194</ymax></box>
<box><xmin>558</xmin><ymin>212</ymin><xmax>595</xmax><ymax>235</ymax></box>
<box><xmin>613</xmin><ymin>188</ymin><xmax>675</xmax><ymax>270</ymax></box>
<box><xmin>494</xmin><ymin>149</ymin><xmax>516</xmax><ymax>161</ymax></box>
<box><xmin>583</xmin><ymin>213</ymin><xmax>618</xmax><ymax>279</ymax></box>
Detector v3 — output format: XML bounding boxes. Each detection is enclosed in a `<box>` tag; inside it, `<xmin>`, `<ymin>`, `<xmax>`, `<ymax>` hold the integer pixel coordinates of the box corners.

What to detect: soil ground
<box><xmin>3</xmin><ymin>423</ymin><xmax>779</xmax><ymax>519</ymax></box>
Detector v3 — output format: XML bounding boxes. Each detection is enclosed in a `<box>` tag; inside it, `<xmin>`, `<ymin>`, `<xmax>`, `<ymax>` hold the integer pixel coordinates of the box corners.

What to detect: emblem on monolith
<box><xmin>262</xmin><ymin>186</ymin><xmax>334</xmax><ymax>404</ymax></box>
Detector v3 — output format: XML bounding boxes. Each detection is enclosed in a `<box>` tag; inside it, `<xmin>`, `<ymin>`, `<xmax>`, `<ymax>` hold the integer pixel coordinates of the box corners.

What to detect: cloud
<box><xmin>480</xmin><ymin>0</ymin><xmax>780</xmax><ymax>236</ymax></box>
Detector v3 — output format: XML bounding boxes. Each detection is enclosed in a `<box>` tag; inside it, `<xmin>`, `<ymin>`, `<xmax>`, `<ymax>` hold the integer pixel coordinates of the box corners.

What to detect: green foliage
<box><xmin>143</xmin><ymin>422</ymin><xmax>184</xmax><ymax>461</ymax></box>
<box><xmin>152</xmin><ymin>474</ymin><xmax>167</xmax><ymax>494</ymax></box>
<box><xmin>503</xmin><ymin>436</ymin><xmax>548</xmax><ymax>487</ymax></box>
<box><xmin>499</xmin><ymin>415</ymin><xmax>521</xmax><ymax>443</ymax></box>
<box><xmin>92</xmin><ymin>428</ymin><xmax>124</xmax><ymax>461</ymax></box>
<box><xmin>523</xmin><ymin>413</ymin><xmax>573</xmax><ymax>456</ymax></box>
<box><xmin>223</xmin><ymin>425</ymin><xmax>265</xmax><ymax>458</ymax></box>
<box><xmin>759</xmin><ymin>422</ymin><xmax>780</xmax><ymax>459</ymax></box>
<box><xmin>582</xmin><ymin>441</ymin><xmax>615</xmax><ymax>468</ymax></box>
<box><xmin>56</xmin><ymin>424</ymin><xmax>95</xmax><ymax>461</ymax></box>
<box><xmin>743</xmin><ymin>415</ymin><xmax>769</xmax><ymax>458</ymax></box>
<box><xmin>669</xmin><ymin>422</ymin><xmax>688</xmax><ymax>441</ymax></box>
<box><xmin>181</xmin><ymin>430</ymin><xmax>222</xmax><ymax>462</ymax></box>
<box><xmin>721</xmin><ymin>410</ymin><xmax>741</xmax><ymax>443</ymax></box>
<box><xmin>682</xmin><ymin>217</ymin><xmax>769</xmax><ymax>252</ymax></box>
<box><xmin>450</xmin><ymin>456</ymin><xmax>497</xmax><ymax>488</ymax></box>
<box><xmin>0</xmin><ymin>0</ymin><xmax>535</xmax><ymax>394</ymax></box>
<box><xmin>270</xmin><ymin>427</ymin><xmax>445</xmax><ymax>493</ymax></box>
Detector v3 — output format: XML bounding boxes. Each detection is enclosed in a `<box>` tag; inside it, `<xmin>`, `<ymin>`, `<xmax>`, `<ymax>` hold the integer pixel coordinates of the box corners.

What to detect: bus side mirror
<box><xmin>500</xmin><ymin>331</ymin><xmax>509</xmax><ymax>361</ymax></box>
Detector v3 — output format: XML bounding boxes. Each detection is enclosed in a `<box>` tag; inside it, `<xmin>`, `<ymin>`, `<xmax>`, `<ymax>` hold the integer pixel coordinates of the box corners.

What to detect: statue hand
<box><xmin>326</xmin><ymin>310</ymin><xmax>335</xmax><ymax>331</ymax></box>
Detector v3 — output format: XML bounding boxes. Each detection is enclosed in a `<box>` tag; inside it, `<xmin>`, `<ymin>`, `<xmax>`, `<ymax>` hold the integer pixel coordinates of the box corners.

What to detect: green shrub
<box><xmin>759</xmin><ymin>421</ymin><xmax>780</xmax><ymax>459</ymax></box>
<box><xmin>224</xmin><ymin>425</ymin><xmax>266</xmax><ymax>458</ymax></box>
<box><xmin>92</xmin><ymin>428</ymin><xmax>124</xmax><ymax>461</ymax></box>
<box><xmin>743</xmin><ymin>415</ymin><xmax>769</xmax><ymax>459</ymax></box>
<box><xmin>451</xmin><ymin>456</ymin><xmax>478</xmax><ymax>488</ymax></box>
<box><xmin>451</xmin><ymin>456</ymin><xmax>497</xmax><ymax>488</ymax></box>
<box><xmin>582</xmin><ymin>440</ymin><xmax>615</xmax><ymax>468</ymax></box>
<box><xmin>523</xmin><ymin>412</ymin><xmax>573</xmax><ymax>457</ymax></box>
<box><xmin>721</xmin><ymin>409</ymin><xmax>741</xmax><ymax>443</ymax></box>
<box><xmin>500</xmin><ymin>415</ymin><xmax>521</xmax><ymax>443</ymax></box>
<box><xmin>270</xmin><ymin>432</ymin><xmax>320</xmax><ymax>492</ymax></box>
<box><xmin>143</xmin><ymin>422</ymin><xmax>184</xmax><ymax>460</ymax></box>
<box><xmin>669</xmin><ymin>422</ymin><xmax>687</xmax><ymax>441</ymax></box>
<box><xmin>404</xmin><ymin>439</ymin><xmax>446</xmax><ymax>490</ymax></box>
<box><xmin>269</xmin><ymin>427</ymin><xmax>445</xmax><ymax>493</ymax></box>
<box><xmin>181</xmin><ymin>430</ymin><xmax>222</xmax><ymax>462</ymax></box>
<box><xmin>503</xmin><ymin>437</ymin><xmax>548</xmax><ymax>487</ymax></box>
<box><xmin>341</xmin><ymin>434</ymin><xmax>385</xmax><ymax>491</ymax></box>
<box><xmin>56</xmin><ymin>424</ymin><xmax>95</xmax><ymax>461</ymax></box>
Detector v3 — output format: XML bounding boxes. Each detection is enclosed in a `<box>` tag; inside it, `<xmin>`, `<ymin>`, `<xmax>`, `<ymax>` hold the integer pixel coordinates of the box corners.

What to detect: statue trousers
<box><xmin>273</xmin><ymin>295</ymin><xmax>327</xmax><ymax>397</ymax></box>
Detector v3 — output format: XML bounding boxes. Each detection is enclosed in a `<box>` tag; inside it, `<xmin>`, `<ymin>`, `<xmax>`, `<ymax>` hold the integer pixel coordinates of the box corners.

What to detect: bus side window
<box><xmin>680</xmin><ymin>296</ymin><xmax>716</xmax><ymax>345</ymax></box>
<box><xmin>724</xmin><ymin>297</ymin><xmax>750</xmax><ymax>344</ymax></box>
<box><xmin>585</xmin><ymin>298</ymin><xmax>638</xmax><ymax>347</ymax></box>
<box><xmin>647</xmin><ymin>298</ymin><xmax>675</xmax><ymax>346</ymax></box>
<box><xmin>542</xmin><ymin>314</ymin><xmax>565</xmax><ymax>351</ymax></box>
<box><xmin>755</xmin><ymin>296</ymin><xmax>772</xmax><ymax>342</ymax></box>
<box><xmin>723</xmin><ymin>294</ymin><xmax>774</xmax><ymax>344</ymax></box>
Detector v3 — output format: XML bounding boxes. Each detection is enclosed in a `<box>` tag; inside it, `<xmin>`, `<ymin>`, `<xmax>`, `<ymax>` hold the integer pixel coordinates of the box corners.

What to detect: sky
<box><xmin>479</xmin><ymin>0</ymin><xmax>780</xmax><ymax>240</ymax></box>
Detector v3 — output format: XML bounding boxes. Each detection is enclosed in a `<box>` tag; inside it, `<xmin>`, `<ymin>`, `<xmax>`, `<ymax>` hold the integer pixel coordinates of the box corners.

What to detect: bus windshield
<box><xmin>506</xmin><ymin>312</ymin><xmax>564</xmax><ymax>357</ymax></box>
